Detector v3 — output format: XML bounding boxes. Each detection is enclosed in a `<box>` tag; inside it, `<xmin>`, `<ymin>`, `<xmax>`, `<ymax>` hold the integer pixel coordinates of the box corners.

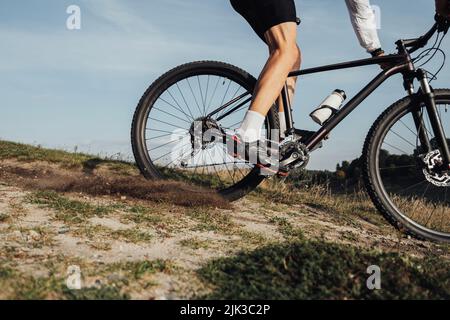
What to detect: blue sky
<box><xmin>0</xmin><ymin>0</ymin><xmax>448</xmax><ymax>170</ymax></box>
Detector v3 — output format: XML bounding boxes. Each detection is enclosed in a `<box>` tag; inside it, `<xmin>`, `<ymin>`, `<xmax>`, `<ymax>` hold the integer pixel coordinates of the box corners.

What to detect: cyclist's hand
<box><xmin>371</xmin><ymin>49</ymin><xmax>390</xmax><ymax>70</ymax></box>
<box><xmin>436</xmin><ymin>0</ymin><xmax>450</xmax><ymax>20</ymax></box>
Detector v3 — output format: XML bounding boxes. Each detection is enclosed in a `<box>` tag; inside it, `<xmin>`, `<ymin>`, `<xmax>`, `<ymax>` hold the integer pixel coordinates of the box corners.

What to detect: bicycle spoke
<box><xmin>184</xmin><ymin>160</ymin><xmax>247</xmax><ymax>169</ymax></box>
<box><xmin>148</xmin><ymin>117</ymin><xmax>188</xmax><ymax>131</ymax></box>
<box><xmin>378</xmin><ymin>100</ymin><xmax>450</xmax><ymax>236</ymax></box>
<box><xmin>149</xmin><ymin>137</ymin><xmax>186</xmax><ymax>152</ymax></box>
<box><xmin>147</xmin><ymin>132</ymin><xmax>182</xmax><ymax>141</ymax></box>
<box><xmin>159</xmin><ymin>96</ymin><xmax>193</xmax><ymax>121</ymax></box>
<box><xmin>205</xmin><ymin>77</ymin><xmax>222</xmax><ymax>115</ymax></box>
<box><xmin>176</xmin><ymin>82</ymin><xmax>199</xmax><ymax>120</ymax></box>
<box><xmin>389</xmin><ymin>129</ymin><xmax>417</xmax><ymax>149</ymax></box>
<box><xmin>168</xmin><ymin>88</ymin><xmax>194</xmax><ymax>120</ymax></box>
<box><xmin>146</xmin><ymin>128</ymin><xmax>187</xmax><ymax>136</ymax></box>
<box><xmin>186</xmin><ymin>77</ymin><xmax>203</xmax><ymax>117</ymax></box>
<box><xmin>399</xmin><ymin>119</ymin><xmax>419</xmax><ymax>140</ymax></box>
<box><xmin>152</xmin><ymin>141</ymin><xmax>191</xmax><ymax>163</ymax></box>
<box><xmin>218</xmin><ymin>79</ymin><xmax>232</xmax><ymax>115</ymax></box>
<box><xmin>197</xmin><ymin>76</ymin><xmax>206</xmax><ymax>116</ymax></box>
<box><xmin>382</xmin><ymin>141</ymin><xmax>411</xmax><ymax>155</ymax></box>
<box><xmin>141</xmin><ymin>70</ymin><xmax>261</xmax><ymax>194</ymax></box>
<box><xmin>205</xmin><ymin>148</ymin><xmax>225</xmax><ymax>188</ymax></box>
<box><xmin>153</xmin><ymin>106</ymin><xmax>191</xmax><ymax>124</ymax></box>
<box><xmin>217</xmin><ymin>83</ymin><xmax>242</xmax><ymax>119</ymax></box>
<box><xmin>379</xmin><ymin>164</ymin><xmax>418</xmax><ymax>171</ymax></box>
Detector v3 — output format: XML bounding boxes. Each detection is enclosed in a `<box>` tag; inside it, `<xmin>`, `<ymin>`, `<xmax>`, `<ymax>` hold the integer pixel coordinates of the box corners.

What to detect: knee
<box><xmin>270</xmin><ymin>42</ymin><xmax>300</xmax><ymax>66</ymax></box>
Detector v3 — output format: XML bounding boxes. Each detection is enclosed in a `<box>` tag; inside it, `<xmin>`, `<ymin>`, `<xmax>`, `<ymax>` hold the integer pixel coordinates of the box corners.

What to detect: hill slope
<box><xmin>0</xmin><ymin>140</ymin><xmax>448</xmax><ymax>299</ymax></box>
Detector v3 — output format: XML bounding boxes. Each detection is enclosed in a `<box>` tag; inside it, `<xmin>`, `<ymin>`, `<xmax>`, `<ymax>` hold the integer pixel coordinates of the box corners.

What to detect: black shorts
<box><xmin>230</xmin><ymin>0</ymin><xmax>298</xmax><ymax>43</ymax></box>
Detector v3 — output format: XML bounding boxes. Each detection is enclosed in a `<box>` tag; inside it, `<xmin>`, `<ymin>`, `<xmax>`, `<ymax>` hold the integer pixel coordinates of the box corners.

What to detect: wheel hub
<box><xmin>189</xmin><ymin>117</ymin><xmax>222</xmax><ymax>150</ymax></box>
<box><xmin>422</xmin><ymin>149</ymin><xmax>450</xmax><ymax>187</ymax></box>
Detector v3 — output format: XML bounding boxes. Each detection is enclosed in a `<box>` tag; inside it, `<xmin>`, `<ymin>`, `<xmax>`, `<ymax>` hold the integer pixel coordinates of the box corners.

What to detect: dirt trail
<box><xmin>0</xmin><ymin>159</ymin><xmax>448</xmax><ymax>299</ymax></box>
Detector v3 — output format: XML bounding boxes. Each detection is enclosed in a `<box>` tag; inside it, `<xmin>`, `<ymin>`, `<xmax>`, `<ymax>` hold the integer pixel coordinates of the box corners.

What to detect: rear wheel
<box><xmin>363</xmin><ymin>89</ymin><xmax>450</xmax><ymax>242</ymax></box>
<box><xmin>131</xmin><ymin>61</ymin><xmax>279</xmax><ymax>201</ymax></box>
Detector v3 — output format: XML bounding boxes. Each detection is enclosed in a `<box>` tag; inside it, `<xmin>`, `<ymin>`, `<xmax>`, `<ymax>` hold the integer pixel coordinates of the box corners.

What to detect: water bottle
<box><xmin>310</xmin><ymin>89</ymin><xmax>347</xmax><ymax>126</ymax></box>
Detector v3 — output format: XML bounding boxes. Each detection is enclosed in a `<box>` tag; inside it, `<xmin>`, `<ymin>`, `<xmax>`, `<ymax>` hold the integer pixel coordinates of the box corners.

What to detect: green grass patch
<box><xmin>126</xmin><ymin>205</ymin><xmax>167</xmax><ymax>225</ymax></box>
<box><xmin>198</xmin><ymin>239</ymin><xmax>450</xmax><ymax>300</ymax></box>
<box><xmin>0</xmin><ymin>213</ymin><xmax>9</xmax><ymax>223</ymax></box>
<box><xmin>111</xmin><ymin>229</ymin><xmax>154</xmax><ymax>243</ymax></box>
<box><xmin>179</xmin><ymin>237</ymin><xmax>211</xmax><ymax>250</ymax></box>
<box><xmin>255</xmin><ymin>181</ymin><xmax>386</xmax><ymax>228</ymax></box>
<box><xmin>0</xmin><ymin>266</ymin><xmax>14</xmax><ymax>279</ymax></box>
<box><xmin>103</xmin><ymin>259</ymin><xmax>173</xmax><ymax>280</ymax></box>
<box><xmin>187</xmin><ymin>208</ymin><xmax>235</xmax><ymax>233</ymax></box>
<box><xmin>0</xmin><ymin>140</ymin><xmax>136</xmax><ymax>173</ymax></box>
<box><xmin>0</xmin><ymin>140</ymin><xmax>91</xmax><ymax>167</ymax></box>
<box><xmin>62</xmin><ymin>286</ymin><xmax>129</xmax><ymax>300</ymax></box>
<box><xmin>268</xmin><ymin>216</ymin><xmax>304</xmax><ymax>240</ymax></box>
<box><xmin>26</xmin><ymin>191</ymin><xmax>114</xmax><ymax>224</ymax></box>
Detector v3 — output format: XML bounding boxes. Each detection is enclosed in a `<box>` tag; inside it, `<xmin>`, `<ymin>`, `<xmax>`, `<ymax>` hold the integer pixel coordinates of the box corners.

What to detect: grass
<box><xmin>0</xmin><ymin>257</ymin><xmax>173</xmax><ymax>299</ymax></box>
<box><xmin>187</xmin><ymin>208</ymin><xmax>235</xmax><ymax>233</ymax></box>
<box><xmin>71</xmin><ymin>224</ymin><xmax>154</xmax><ymax>245</ymax></box>
<box><xmin>20</xmin><ymin>226</ymin><xmax>55</xmax><ymax>248</ymax></box>
<box><xmin>0</xmin><ymin>264</ymin><xmax>128</xmax><ymax>300</ymax></box>
<box><xmin>0</xmin><ymin>140</ymin><xmax>91</xmax><ymax>167</ymax></box>
<box><xmin>62</xmin><ymin>286</ymin><xmax>129</xmax><ymax>300</ymax></box>
<box><xmin>198</xmin><ymin>239</ymin><xmax>450</xmax><ymax>300</ymax></box>
<box><xmin>123</xmin><ymin>205</ymin><xmax>179</xmax><ymax>234</ymax></box>
<box><xmin>2</xmin><ymin>139</ymin><xmax>450</xmax><ymax>299</ymax></box>
<box><xmin>114</xmin><ymin>260</ymin><xmax>172</xmax><ymax>280</ymax></box>
<box><xmin>0</xmin><ymin>140</ymin><xmax>135</xmax><ymax>173</ymax></box>
<box><xmin>126</xmin><ymin>205</ymin><xmax>166</xmax><ymax>224</ymax></box>
<box><xmin>255</xmin><ymin>180</ymin><xmax>387</xmax><ymax>228</ymax></box>
<box><xmin>0</xmin><ymin>213</ymin><xmax>9</xmax><ymax>222</ymax></box>
<box><xmin>26</xmin><ymin>190</ymin><xmax>114</xmax><ymax>224</ymax></box>
<box><xmin>179</xmin><ymin>237</ymin><xmax>211</xmax><ymax>250</ymax></box>
<box><xmin>268</xmin><ymin>216</ymin><xmax>305</xmax><ymax>240</ymax></box>
<box><xmin>111</xmin><ymin>229</ymin><xmax>154</xmax><ymax>243</ymax></box>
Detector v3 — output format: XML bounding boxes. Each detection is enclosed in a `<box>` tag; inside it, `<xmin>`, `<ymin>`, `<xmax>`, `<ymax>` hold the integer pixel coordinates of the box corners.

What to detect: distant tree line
<box><xmin>287</xmin><ymin>148</ymin><xmax>425</xmax><ymax>192</ymax></box>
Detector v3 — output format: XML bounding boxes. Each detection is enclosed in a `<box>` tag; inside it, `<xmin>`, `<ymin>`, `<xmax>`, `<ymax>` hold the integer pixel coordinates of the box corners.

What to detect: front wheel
<box><xmin>363</xmin><ymin>89</ymin><xmax>450</xmax><ymax>243</ymax></box>
<box><xmin>131</xmin><ymin>61</ymin><xmax>279</xmax><ymax>201</ymax></box>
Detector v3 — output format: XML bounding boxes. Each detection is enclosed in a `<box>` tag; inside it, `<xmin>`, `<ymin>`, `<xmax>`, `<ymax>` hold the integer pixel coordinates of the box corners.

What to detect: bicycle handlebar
<box><xmin>401</xmin><ymin>15</ymin><xmax>449</xmax><ymax>55</ymax></box>
<box><xmin>404</xmin><ymin>23</ymin><xmax>439</xmax><ymax>54</ymax></box>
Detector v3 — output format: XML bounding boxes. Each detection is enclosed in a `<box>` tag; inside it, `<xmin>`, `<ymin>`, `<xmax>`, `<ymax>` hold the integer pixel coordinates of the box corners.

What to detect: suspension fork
<box><xmin>405</xmin><ymin>78</ymin><xmax>432</xmax><ymax>153</ymax></box>
<box><xmin>417</xmin><ymin>69</ymin><xmax>450</xmax><ymax>167</ymax></box>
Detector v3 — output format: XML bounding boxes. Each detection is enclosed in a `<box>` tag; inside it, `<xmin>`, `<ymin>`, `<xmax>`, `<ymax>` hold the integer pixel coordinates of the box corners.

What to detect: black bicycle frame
<box><xmin>280</xmin><ymin>47</ymin><xmax>450</xmax><ymax>167</ymax></box>
<box><xmin>206</xmin><ymin>21</ymin><xmax>450</xmax><ymax>167</ymax></box>
<box><xmin>282</xmin><ymin>54</ymin><xmax>408</xmax><ymax>150</ymax></box>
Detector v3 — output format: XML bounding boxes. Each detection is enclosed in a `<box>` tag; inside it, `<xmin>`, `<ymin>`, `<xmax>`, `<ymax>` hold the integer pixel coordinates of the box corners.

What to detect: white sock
<box><xmin>237</xmin><ymin>110</ymin><xmax>265</xmax><ymax>143</ymax></box>
<box><xmin>279</xmin><ymin>112</ymin><xmax>287</xmax><ymax>138</ymax></box>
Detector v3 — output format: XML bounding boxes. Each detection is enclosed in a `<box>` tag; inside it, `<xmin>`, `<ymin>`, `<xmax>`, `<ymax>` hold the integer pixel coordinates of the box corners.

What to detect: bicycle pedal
<box><xmin>277</xmin><ymin>170</ymin><xmax>290</xmax><ymax>178</ymax></box>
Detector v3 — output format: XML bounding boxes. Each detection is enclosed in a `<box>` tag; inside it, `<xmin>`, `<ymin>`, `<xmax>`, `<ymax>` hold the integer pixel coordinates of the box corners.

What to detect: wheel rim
<box><xmin>376</xmin><ymin>98</ymin><xmax>450</xmax><ymax>237</ymax></box>
<box><xmin>142</xmin><ymin>72</ymin><xmax>266</xmax><ymax>192</ymax></box>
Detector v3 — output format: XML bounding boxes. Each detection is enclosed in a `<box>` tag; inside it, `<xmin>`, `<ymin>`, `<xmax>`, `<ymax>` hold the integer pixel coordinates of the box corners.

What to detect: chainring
<box><xmin>279</xmin><ymin>140</ymin><xmax>309</xmax><ymax>171</ymax></box>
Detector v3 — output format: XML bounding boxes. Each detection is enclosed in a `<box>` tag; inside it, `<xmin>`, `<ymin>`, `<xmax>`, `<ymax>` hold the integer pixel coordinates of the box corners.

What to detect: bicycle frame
<box><xmin>206</xmin><ymin>20</ymin><xmax>450</xmax><ymax>168</ymax></box>
<box><xmin>279</xmin><ymin>22</ymin><xmax>450</xmax><ymax>168</ymax></box>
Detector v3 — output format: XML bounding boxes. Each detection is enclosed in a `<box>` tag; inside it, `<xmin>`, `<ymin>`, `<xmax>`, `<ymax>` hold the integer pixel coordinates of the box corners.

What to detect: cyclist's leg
<box><xmin>249</xmin><ymin>22</ymin><xmax>300</xmax><ymax>118</ymax></box>
<box><xmin>277</xmin><ymin>44</ymin><xmax>301</xmax><ymax>109</ymax></box>
<box><xmin>276</xmin><ymin>44</ymin><xmax>301</xmax><ymax>137</ymax></box>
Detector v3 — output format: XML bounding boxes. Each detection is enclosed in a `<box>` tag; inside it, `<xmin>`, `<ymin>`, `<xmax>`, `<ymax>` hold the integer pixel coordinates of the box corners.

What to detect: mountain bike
<box><xmin>132</xmin><ymin>16</ymin><xmax>450</xmax><ymax>242</ymax></box>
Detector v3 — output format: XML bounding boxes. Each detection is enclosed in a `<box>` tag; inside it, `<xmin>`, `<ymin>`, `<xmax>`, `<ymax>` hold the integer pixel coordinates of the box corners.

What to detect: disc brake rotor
<box><xmin>423</xmin><ymin>149</ymin><xmax>450</xmax><ymax>187</ymax></box>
